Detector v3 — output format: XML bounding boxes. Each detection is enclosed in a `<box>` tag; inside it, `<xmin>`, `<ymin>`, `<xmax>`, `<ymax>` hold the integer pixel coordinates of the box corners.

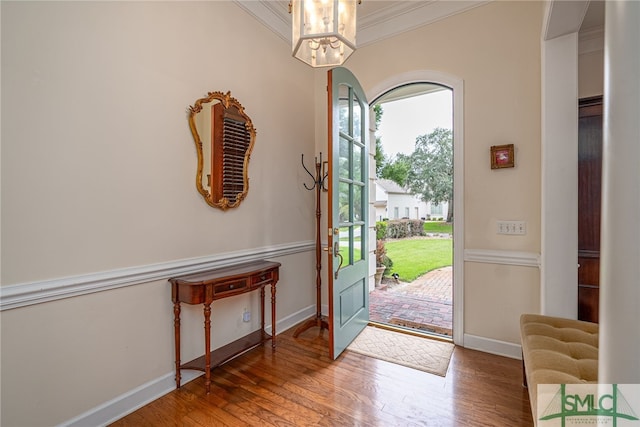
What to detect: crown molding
<box><xmin>579</xmin><ymin>26</ymin><xmax>604</xmax><ymax>55</ymax></box>
<box><xmin>543</xmin><ymin>0</ymin><xmax>590</xmax><ymax>41</ymax></box>
<box><xmin>234</xmin><ymin>1</ymin><xmax>490</xmax><ymax>48</ymax></box>
<box><xmin>234</xmin><ymin>0</ymin><xmax>291</xmax><ymax>44</ymax></box>
<box><xmin>357</xmin><ymin>1</ymin><xmax>489</xmax><ymax>47</ymax></box>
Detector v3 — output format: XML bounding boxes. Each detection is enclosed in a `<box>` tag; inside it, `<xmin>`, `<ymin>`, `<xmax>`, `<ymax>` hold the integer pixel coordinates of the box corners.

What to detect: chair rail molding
<box><xmin>0</xmin><ymin>240</ymin><xmax>315</xmax><ymax>311</ymax></box>
<box><xmin>464</xmin><ymin>248</ymin><xmax>541</xmax><ymax>268</ymax></box>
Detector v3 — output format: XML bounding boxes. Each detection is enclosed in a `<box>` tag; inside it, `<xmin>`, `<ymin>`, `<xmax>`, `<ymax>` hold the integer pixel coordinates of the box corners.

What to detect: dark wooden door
<box><xmin>578</xmin><ymin>96</ymin><xmax>603</xmax><ymax>323</ymax></box>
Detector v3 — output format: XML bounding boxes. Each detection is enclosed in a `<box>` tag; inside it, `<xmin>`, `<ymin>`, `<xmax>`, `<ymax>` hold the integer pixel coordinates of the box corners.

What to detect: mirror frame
<box><xmin>188</xmin><ymin>91</ymin><xmax>256</xmax><ymax>210</ymax></box>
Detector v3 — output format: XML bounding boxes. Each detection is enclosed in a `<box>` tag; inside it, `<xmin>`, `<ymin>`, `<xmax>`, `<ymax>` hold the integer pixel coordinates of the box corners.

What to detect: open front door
<box><xmin>328</xmin><ymin>67</ymin><xmax>369</xmax><ymax>360</ymax></box>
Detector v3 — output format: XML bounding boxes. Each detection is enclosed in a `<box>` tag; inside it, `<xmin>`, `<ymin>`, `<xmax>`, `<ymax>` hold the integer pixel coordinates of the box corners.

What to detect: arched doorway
<box><xmin>368</xmin><ymin>71</ymin><xmax>464</xmax><ymax>345</ymax></box>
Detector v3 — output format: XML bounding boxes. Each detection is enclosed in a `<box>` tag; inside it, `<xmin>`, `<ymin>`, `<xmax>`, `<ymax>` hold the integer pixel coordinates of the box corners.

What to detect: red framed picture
<box><xmin>490</xmin><ymin>144</ymin><xmax>514</xmax><ymax>169</ymax></box>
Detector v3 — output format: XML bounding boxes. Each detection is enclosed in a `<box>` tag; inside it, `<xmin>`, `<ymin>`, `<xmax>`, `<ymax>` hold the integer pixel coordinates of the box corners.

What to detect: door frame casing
<box><xmin>368</xmin><ymin>70</ymin><xmax>464</xmax><ymax>346</ymax></box>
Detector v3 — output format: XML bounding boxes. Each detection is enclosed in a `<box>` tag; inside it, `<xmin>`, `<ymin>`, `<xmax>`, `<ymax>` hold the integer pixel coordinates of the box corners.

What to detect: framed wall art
<box><xmin>490</xmin><ymin>144</ymin><xmax>515</xmax><ymax>169</ymax></box>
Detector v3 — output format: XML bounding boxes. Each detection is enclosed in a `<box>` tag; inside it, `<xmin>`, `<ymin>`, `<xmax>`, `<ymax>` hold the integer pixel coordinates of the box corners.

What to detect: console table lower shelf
<box><xmin>180</xmin><ymin>330</ymin><xmax>271</xmax><ymax>372</ymax></box>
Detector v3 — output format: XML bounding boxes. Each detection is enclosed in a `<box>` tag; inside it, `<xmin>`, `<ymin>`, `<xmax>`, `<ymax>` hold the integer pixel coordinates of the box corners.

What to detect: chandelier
<box><xmin>289</xmin><ymin>0</ymin><xmax>359</xmax><ymax>68</ymax></box>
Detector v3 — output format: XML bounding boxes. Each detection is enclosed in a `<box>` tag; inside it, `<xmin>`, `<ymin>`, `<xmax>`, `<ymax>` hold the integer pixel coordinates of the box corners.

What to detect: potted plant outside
<box><xmin>375</xmin><ymin>239</ymin><xmax>391</xmax><ymax>288</ymax></box>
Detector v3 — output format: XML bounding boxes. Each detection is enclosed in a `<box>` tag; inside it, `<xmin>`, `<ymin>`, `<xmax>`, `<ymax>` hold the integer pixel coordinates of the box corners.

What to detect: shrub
<box><xmin>408</xmin><ymin>219</ymin><xmax>426</xmax><ymax>236</ymax></box>
<box><xmin>382</xmin><ymin>254</ymin><xmax>394</xmax><ymax>274</ymax></box>
<box><xmin>386</xmin><ymin>219</ymin><xmax>425</xmax><ymax>239</ymax></box>
<box><xmin>375</xmin><ymin>221</ymin><xmax>388</xmax><ymax>240</ymax></box>
<box><xmin>386</xmin><ymin>220</ymin><xmax>408</xmax><ymax>239</ymax></box>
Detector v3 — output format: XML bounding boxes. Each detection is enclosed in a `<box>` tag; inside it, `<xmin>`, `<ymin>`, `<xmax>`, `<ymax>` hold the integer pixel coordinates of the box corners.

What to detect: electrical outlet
<box><xmin>242</xmin><ymin>309</ymin><xmax>251</xmax><ymax>322</ymax></box>
<box><xmin>497</xmin><ymin>220</ymin><xmax>526</xmax><ymax>235</ymax></box>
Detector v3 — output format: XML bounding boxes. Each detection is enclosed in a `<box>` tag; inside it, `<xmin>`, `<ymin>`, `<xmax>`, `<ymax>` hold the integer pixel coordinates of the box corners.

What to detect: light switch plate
<box><xmin>497</xmin><ymin>220</ymin><xmax>526</xmax><ymax>235</ymax></box>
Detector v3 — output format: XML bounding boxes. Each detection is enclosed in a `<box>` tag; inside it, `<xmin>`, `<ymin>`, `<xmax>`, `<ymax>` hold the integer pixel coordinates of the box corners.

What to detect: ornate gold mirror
<box><xmin>188</xmin><ymin>91</ymin><xmax>256</xmax><ymax>210</ymax></box>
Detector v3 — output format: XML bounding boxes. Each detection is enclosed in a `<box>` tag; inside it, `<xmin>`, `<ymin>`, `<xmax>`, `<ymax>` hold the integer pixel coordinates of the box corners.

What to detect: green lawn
<box><xmin>384</xmin><ymin>238</ymin><xmax>452</xmax><ymax>282</ymax></box>
<box><xmin>423</xmin><ymin>221</ymin><xmax>452</xmax><ymax>234</ymax></box>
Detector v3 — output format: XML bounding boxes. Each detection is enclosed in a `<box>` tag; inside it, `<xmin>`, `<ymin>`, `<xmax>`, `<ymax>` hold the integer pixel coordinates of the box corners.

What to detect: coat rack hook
<box><xmin>321</xmin><ymin>159</ymin><xmax>328</xmax><ymax>192</ymax></box>
<box><xmin>301</xmin><ymin>153</ymin><xmax>326</xmax><ymax>191</ymax></box>
<box><xmin>301</xmin><ymin>154</ymin><xmax>316</xmax><ymax>190</ymax></box>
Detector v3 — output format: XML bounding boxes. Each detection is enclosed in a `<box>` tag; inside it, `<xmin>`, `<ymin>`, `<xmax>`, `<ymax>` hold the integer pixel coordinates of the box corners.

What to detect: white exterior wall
<box><xmin>388</xmin><ymin>193</ymin><xmax>419</xmax><ymax>219</ymax></box>
<box><xmin>425</xmin><ymin>201</ymin><xmax>449</xmax><ymax>220</ymax></box>
<box><xmin>374</xmin><ymin>183</ymin><xmax>428</xmax><ymax>221</ymax></box>
<box><xmin>374</xmin><ymin>183</ymin><xmax>388</xmax><ymax>221</ymax></box>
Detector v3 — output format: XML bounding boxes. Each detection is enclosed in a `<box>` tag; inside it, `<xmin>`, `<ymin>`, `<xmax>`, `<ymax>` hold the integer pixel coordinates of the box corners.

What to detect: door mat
<box><xmin>347</xmin><ymin>326</ymin><xmax>455</xmax><ymax>376</ymax></box>
<box><xmin>389</xmin><ymin>317</ymin><xmax>452</xmax><ymax>336</ymax></box>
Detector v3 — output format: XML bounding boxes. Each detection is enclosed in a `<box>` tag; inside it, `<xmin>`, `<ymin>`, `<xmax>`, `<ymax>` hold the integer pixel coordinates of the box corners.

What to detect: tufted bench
<box><xmin>520</xmin><ymin>314</ymin><xmax>599</xmax><ymax>423</ymax></box>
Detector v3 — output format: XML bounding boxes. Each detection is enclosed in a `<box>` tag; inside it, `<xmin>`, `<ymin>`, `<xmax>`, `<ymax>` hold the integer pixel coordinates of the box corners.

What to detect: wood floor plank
<box><xmin>214</xmin><ymin>375</ymin><xmax>320</xmax><ymax>426</ymax></box>
<box><xmin>110</xmin><ymin>326</ymin><xmax>533</xmax><ymax>427</ymax></box>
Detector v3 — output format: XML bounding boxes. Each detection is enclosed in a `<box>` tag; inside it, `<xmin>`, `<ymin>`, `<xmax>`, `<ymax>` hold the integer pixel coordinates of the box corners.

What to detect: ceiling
<box><xmin>235</xmin><ymin>1</ymin><xmax>605</xmax><ymax>48</ymax></box>
<box><xmin>581</xmin><ymin>0</ymin><xmax>605</xmax><ymax>31</ymax></box>
<box><xmin>235</xmin><ymin>0</ymin><xmax>490</xmax><ymax>47</ymax></box>
<box><xmin>544</xmin><ymin>0</ymin><xmax>604</xmax><ymax>40</ymax></box>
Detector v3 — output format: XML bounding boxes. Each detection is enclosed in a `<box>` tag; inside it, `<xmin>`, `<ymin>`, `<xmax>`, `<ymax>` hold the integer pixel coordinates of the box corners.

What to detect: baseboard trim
<box><xmin>61</xmin><ymin>370</ymin><xmax>202</xmax><ymax>427</ymax></box>
<box><xmin>463</xmin><ymin>333</ymin><xmax>522</xmax><ymax>360</ymax></box>
<box><xmin>266</xmin><ymin>304</ymin><xmax>317</xmax><ymax>335</ymax></box>
<box><xmin>1</xmin><ymin>241</ymin><xmax>315</xmax><ymax>311</ymax></box>
<box><xmin>60</xmin><ymin>312</ymin><xmax>522</xmax><ymax>426</ymax></box>
<box><xmin>60</xmin><ymin>305</ymin><xmax>318</xmax><ymax>426</ymax></box>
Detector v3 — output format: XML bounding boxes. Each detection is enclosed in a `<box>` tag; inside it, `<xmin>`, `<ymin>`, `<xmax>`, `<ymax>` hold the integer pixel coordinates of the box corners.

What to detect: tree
<box><xmin>380</xmin><ymin>153</ymin><xmax>411</xmax><ymax>187</ymax></box>
<box><xmin>405</xmin><ymin>128</ymin><xmax>454</xmax><ymax>222</ymax></box>
<box><xmin>373</xmin><ymin>105</ymin><xmax>385</xmax><ymax>176</ymax></box>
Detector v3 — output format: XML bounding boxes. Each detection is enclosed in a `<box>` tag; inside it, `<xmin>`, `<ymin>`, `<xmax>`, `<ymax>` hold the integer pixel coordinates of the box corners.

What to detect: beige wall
<box><xmin>342</xmin><ymin>1</ymin><xmax>543</xmax><ymax>343</ymax></box>
<box><xmin>1</xmin><ymin>2</ymin><xmax>316</xmax><ymax>426</ymax></box>
<box><xmin>2</xmin><ymin>1</ymin><xmax>548</xmax><ymax>425</ymax></box>
<box><xmin>579</xmin><ymin>49</ymin><xmax>604</xmax><ymax>98</ymax></box>
<box><xmin>1</xmin><ymin>1</ymin><xmax>315</xmax><ymax>284</ymax></box>
<box><xmin>465</xmin><ymin>262</ymin><xmax>540</xmax><ymax>343</ymax></box>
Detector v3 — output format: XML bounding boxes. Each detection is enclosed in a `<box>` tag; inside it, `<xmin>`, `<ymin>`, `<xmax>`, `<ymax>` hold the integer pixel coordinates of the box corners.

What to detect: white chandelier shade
<box><xmin>290</xmin><ymin>0</ymin><xmax>358</xmax><ymax>68</ymax></box>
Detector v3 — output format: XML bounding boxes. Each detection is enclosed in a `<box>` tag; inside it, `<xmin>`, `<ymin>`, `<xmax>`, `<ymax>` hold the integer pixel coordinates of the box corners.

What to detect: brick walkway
<box><xmin>369</xmin><ymin>266</ymin><xmax>453</xmax><ymax>336</ymax></box>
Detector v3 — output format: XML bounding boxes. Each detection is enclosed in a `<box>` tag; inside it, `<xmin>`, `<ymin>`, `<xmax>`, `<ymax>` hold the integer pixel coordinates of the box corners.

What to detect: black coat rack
<box><xmin>293</xmin><ymin>153</ymin><xmax>330</xmax><ymax>337</ymax></box>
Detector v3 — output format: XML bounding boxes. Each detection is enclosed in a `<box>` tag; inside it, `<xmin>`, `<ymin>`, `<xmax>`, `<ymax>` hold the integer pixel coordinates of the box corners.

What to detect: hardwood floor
<box><xmin>110</xmin><ymin>326</ymin><xmax>533</xmax><ymax>426</ymax></box>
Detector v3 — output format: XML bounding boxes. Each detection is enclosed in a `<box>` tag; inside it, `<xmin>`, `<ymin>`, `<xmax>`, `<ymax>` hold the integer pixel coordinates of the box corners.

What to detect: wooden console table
<box><xmin>169</xmin><ymin>260</ymin><xmax>280</xmax><ymax>393</ymax></box>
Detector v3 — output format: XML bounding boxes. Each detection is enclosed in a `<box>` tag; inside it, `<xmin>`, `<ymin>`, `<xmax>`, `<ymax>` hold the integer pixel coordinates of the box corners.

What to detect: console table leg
<box><xmin>260</xmin><ymin>287</ymin><xmax>265</xmax><ymax>336</ymax></box>
<box><xmin>173</xmin><ymin>301</ymin><xmax>181</xmax><ymax>389</ymax></box>
<box><xmin>204</xmin><ymin>303</ymin><xmax>212</xmax><ymax>394</ymax></box>
<box><xmin>271</xmin><ymin>284</ymin><xmax>277</xmax><ymax>349</ymax></box>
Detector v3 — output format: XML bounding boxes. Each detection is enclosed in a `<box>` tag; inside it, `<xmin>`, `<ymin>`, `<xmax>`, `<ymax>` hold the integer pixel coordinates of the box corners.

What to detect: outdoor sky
<box><xmin>376</xmin><ymin>89</ymin><xmax>453</xmax><ymax>158</ymax></box>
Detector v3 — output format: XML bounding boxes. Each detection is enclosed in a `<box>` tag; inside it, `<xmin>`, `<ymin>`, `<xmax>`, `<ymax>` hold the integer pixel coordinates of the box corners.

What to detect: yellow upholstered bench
<box><xmin>520</xmin><ymin>314</ymin><xmax>599</xmax><ymax>423</ymax></box>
